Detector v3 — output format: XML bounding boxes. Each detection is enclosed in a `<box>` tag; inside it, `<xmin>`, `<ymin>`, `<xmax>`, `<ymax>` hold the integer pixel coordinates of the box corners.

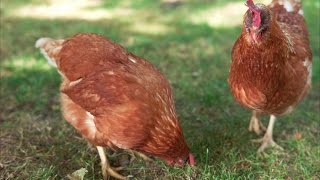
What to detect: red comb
<box><xmin>246</xmin><ymin>0</ymin><xmax>254</xmax><ymax>6</ymax></box>
<box><xmin>245</xmin><ymin>0</ymin><xmax>259</xmax><ymax>14</ymax></box>
<box><xmin>245</xmin><ymin>0</ymin><xmax>261</xmax><ymax>27</ymax></box>
<box><xmin>189</xmin><ymin>153</ymin><xmax>195</xmax><ymax>166</ymax></box>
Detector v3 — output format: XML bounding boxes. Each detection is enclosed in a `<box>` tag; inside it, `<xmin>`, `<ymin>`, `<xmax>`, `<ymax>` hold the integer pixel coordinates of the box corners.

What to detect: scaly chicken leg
<box><xmin>97</xmin><ymin>146</ymin><xmax>127</xmax><ymax>180</ymax></box>
<box><xmin>251</xmin><ymin>115</ymin><xmax>283</xmax><ymax>153</ymax></box>
<box><xmin>248</xmin><ymin>111</ymin><xmax>266</xmax><ymax>135</ymax></box>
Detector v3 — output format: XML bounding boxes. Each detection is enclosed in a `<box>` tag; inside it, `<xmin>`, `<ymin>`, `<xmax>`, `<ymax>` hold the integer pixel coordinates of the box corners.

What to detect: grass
<box><xmin>1</xmin><ymin>0</ymin><xmax>319</xmax><ymax>179</ymax></box>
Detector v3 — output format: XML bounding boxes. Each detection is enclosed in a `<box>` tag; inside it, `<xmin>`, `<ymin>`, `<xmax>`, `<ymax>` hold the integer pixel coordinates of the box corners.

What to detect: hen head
<box><xmin>165</xmin><ymin>152</ymin><xmax>195</xmax><ymax>167</ymax></box>
<box><xmin>144</xmin><ymin>117</ymin><xmax>196</xmax><ymax>166</ymax></box>
<box><xmin>244</xmin><ymin>0</ymin><xmax>271</xmax><ymax>43</ymax></box>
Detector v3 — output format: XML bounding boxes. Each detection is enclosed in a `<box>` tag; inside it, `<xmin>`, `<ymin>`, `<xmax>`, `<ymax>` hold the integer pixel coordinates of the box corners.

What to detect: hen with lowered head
<box><xmin>35</xmin><ymin>33</ymin><xmax>194</xmax><ymax>179</ymax></box>
<box><xmin>228</xmin><ymin>0</ymin><xmax>312</xmax><ymax>153</ymax></box>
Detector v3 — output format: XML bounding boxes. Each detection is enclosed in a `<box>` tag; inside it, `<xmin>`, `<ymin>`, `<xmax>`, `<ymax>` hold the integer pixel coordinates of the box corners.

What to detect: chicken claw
<box><xmin>248</xmin><ymin>111</ymin><xmax>266</xmax><ymax>135</ymax></box>
<box><xmin>251</xmin><ymin>136</ymin><xmax>283</xmax><ymax>153</ymax></box>
<box><xmin>97</xmin><ymin>146</ymin><xmax>130</xmax><ymax>180</ymax></box>
<box><xmin>128</xmin><ymin>150</ymin><xmax>153</xmax><ymax>162</ymax></box>
<box><xmin>251</xmin><ymin>115</ymin><xmax>283</xmax><ymax>153</ymax></box>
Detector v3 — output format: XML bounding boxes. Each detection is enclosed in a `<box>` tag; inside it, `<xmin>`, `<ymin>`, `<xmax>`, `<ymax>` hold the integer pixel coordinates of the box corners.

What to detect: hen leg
<box><xmin>251</xmin><ymin>115</ymin><xmax>283</xmax><ymax>153</ymax></box>
<box><xmin>248</xmin><ymin>111</ymin><xmax>266</xmax><ymax>135</ymax></box>
<box><xmin>97</xmin><ymin>146</ymin><xmax>127</xmax><ymax>180</ymax></box>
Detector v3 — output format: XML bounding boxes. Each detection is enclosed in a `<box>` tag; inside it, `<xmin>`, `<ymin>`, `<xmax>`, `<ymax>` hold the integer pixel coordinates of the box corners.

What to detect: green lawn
<box><xmin>1</xmin><ymin>0</ymin><xmax>319</xmax><ymax>179</ymax></box>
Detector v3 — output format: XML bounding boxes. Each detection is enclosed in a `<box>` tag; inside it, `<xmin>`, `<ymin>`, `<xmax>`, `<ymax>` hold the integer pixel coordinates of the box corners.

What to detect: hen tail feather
<box><xmin>35</xmin><ymin>37</ymin><xmax>65</xmax><ymax>67</ymax></box>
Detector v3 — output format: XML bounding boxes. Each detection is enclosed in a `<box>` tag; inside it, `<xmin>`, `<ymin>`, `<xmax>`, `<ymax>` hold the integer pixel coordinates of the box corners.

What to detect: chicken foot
<box><xmin>251</xmin><ymin>115</ymin><xmax>283</xmax><ymax>153</ymax></box>
<box><xmin>97</xmin><ymin>146</ymin><xmax>128</xmax><ymax>180</ymax></box>
<box><xmin>127</xmin><ymin>150</ymin><xmax>153</xmax><ymax>162</ymax></box>
<box><xmin>248</xmin><ymin>111</ymin><xmax>266</xmax><ymax>135</ymax></box>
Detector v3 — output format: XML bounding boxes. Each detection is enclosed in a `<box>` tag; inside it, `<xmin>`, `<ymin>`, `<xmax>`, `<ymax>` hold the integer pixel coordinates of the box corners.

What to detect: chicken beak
<box><xmin>249</xmin><ymin>27</ymin><xmax>262</xmax><ymax>43</ymax></box>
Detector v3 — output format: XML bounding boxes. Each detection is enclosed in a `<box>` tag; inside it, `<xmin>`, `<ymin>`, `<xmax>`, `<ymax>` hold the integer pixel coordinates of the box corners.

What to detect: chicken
<box><xmin>35</xmin><ymin>33</ymin><xmax>195</xmax><ymax>179</ymax></box>
<box><xmin>228</xmin><ymin>0</ymin><xmax>312</xmax><ymax>153</ymax></box>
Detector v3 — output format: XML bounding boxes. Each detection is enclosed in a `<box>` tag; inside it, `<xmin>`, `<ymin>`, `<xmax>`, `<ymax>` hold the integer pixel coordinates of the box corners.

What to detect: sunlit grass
<box><xmin>190</xmin><ymin>0</ymin><xmax>269</xmax><ymax>27</ymax></box>
<box><xmin>11</xmin><ymin>0</ymin><xmax>133</xmax><ymax>21</ymax></box>
<box><xmin>2</xmin><ymin>56</ymin><xmax>51</xmax><ymax>73</ymax></box>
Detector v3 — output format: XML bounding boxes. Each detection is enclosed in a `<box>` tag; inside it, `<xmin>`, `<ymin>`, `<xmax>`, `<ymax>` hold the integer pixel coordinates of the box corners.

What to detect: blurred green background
<box><xmin>1</xmin><ymin>0</ymin><xmax>319</xmax><ymax>179</ymax></box>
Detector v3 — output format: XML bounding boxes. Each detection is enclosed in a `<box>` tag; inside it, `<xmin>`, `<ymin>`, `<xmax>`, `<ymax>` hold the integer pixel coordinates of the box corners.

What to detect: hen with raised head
<box><xmin>35</xmin><ymin>33</ymin><xmax>194</xmax><ymax>179</ymax></box>
<box><xmin>228</xmin><ymin>0</ymin><xmax>312</xmax><ymax>153</ymax></box>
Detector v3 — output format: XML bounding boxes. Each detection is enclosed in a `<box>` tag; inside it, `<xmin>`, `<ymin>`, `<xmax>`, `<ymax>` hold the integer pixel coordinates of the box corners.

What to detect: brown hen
<box><xmin>35</xmin><ymin>33</ymin><xmax>194</xmax><ymax>179</ymax></box>
<box><xmin>228</xmin><ymin>0</ymin><xmax>312</xmax><ymax>153</ymax></box>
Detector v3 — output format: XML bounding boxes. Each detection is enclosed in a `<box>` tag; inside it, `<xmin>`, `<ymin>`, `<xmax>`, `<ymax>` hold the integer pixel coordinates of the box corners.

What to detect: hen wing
<box><xmin>62</xmin><ymin>67</ymin><xmax>155</xmax><ymax>149</ymax></box>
